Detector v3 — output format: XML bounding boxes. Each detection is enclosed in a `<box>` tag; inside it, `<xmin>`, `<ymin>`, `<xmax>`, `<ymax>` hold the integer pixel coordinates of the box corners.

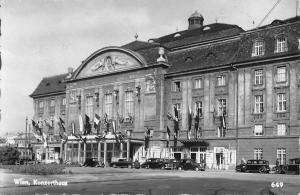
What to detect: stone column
<box><xmin>77</xmin><ymin>142</ymin><xmax>81</xmax><ymax>163</ymax></box>
<box><xmin>98</xmin><ymin>142</ymin><xmax>101</xmax><ymax>161</ymax></box>
<box><xmin>83</xmin><ymin>142</ymin><xmax>86</xmax><ymax>162</ymax></box>
<box><xmin>120</xmin><ymin>142</ymin><xmax>123</xmax><ymax>158</ymax></box>
<box><xmin>127</xmin><ymin>140</ymin><xmax>130</xmax><ymax>160</ymax></box>
<box><xmin>104</xmin><ymin>141</ymin><xmax>107</xmax><ymax>167</ymax></box>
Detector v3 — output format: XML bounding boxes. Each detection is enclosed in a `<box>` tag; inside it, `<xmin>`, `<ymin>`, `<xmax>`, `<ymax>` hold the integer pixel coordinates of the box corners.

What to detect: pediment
<box><xmin>75</xmin><ymin>47</ymin><xmax>146</xmax><ymax>79</ymax></box>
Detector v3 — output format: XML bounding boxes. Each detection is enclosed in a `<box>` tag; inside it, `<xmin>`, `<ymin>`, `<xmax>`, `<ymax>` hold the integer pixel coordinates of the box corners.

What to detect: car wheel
<box><xmin>195</xmin><ymin>167</ymin><xmax>199</xmax><ymax>171</ymax></box>
<box><xmin>259</xmin><ymin>166</ymin><xmax>266</xmax><ymax>173</ymax></box>
<box><xmin>178</xmin><ymin>167</ymin><xmax>182</xmax><ymax>171</ymax></box>
<box><xmin>146</xmin><ymin>165</ymin><xmax>150</xmax><ymax>169</ymax></box>
<box><xmin>128</xmin><ymin>164</ymin><xmax>132</xmax><ymax>169</ymax></box>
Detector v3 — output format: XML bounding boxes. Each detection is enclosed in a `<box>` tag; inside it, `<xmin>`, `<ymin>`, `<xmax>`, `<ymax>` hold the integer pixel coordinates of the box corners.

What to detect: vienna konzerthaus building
<box><xmin>30</xmin><ymin>12</ymin><xmax>300</xmax><ymax>169</ymax></box>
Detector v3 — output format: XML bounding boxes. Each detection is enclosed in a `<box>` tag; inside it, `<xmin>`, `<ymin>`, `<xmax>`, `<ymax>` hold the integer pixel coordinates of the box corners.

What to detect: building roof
<box><xmin>30</xmin><ymin>73</ymin><xmax>68</xmax><ymax>98</ymax></box>
<box><xmin>121</xmin><ymin>40</ymin><xmax>161</xmax><ymax>65</ymax></box>
<box><xmin>167</xmin><ymin>39</ymin><xmax>240</xmax><ymax>75</ymax></box>
<box><xmin>152</xmin><ymin>23</ymin><xmax>244</xmax><ymax>49</ymax></box>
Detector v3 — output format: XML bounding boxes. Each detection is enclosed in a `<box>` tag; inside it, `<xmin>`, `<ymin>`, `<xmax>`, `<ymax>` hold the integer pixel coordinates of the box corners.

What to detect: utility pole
<box><xmin>25</xmin><ymin>116</ymin><xmax>28</xmax><ymax>163</ymax></box>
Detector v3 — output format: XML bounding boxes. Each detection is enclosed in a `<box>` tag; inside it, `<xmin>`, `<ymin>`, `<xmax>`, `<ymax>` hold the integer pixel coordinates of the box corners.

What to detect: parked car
<box><xmin>163</xmin><ymin>159</ymin><xmax>180</xmax><ymax>170</ymax></box>
<box><xmin>285</xmin><ymin>158</ymin><xmax>300</xmax><ymax>174</ymax></box>
<box><xmin>238</xmin><ymin>159</ymin><xmax>270</xmax><ymax>173</ymax></box>
<box><xmin>110</xmin><ymin>158</ymin><xmax>140</xmax><ymax>168</ymax></box>
<box><xmin>82</xmin><ymin>158</ymin><xmax>104</xmax><ymax>167</ymax></box>
<box><xmin>177</xmin><ymin>159</ymin><xmax>205</xmax><ymax>171</ymax></box>
<box><xmin>141</xmin><ymin>158</ymin><xmax>165</xmax><ymax>169</ymax></box>
<box><xmin>235</xmin><ymin>162</ymin><xmax>247</xmax><ymax>172</ymax></box>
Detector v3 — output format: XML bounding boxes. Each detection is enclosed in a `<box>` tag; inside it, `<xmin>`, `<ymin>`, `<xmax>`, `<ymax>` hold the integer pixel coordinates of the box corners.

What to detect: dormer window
<box><xmin>275</xmin><ymin>36</ymin><xmax>288</xmax><ymax>53</ymax></box>
<box><xmin>172</xmin><ymin>81</ymin><xmax>181</xmax><ymax>92</ymax></box>
<box><xmin>252</xmin><ymin>40</ymin><xmax>265</xmax><ymax>57</ymax></box>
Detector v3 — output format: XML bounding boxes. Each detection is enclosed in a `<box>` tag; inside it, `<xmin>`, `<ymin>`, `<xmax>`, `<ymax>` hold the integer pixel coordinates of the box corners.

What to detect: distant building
<box><xmin>14</xmin><ymin>133</ymin><xmax>35</xmax><ymax>160</ymax></box>
<box><xmin>30</xmin><ymin>12</ymin><xmax>300</xmax><ymax>169</ymax></box>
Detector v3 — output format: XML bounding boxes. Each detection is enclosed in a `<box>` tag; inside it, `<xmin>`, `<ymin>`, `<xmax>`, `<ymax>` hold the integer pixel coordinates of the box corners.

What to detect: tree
<box><xmin>0</xmin><ymin>146</ymin><xmax>20</xmax><ymax>165</ymax></box>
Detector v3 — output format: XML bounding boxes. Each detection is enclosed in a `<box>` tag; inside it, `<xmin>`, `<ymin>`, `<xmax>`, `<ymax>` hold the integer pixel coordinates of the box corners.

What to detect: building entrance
<box><xmin>190</xmin><ymin>147</ymin><xmax>206</xmax><ymax>163</ymax></box>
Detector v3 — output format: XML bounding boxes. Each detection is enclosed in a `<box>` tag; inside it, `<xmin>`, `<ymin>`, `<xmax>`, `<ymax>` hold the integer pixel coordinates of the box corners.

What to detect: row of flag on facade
<box><xmin>162</xmin><ymin>105</ymin><xmax>226</xmax><ymax>148</ymax></box>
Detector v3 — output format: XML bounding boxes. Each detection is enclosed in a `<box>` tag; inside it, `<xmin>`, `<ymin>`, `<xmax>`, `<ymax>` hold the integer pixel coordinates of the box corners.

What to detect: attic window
<box><xmin>174</xmin><ymin>33</ymin><xmax>181</xmax><ymax>38</ymax></box>
<box><xmin>185</xmin><ymin>57</ymin><xmax>193</xmax><ymax>63</ymax></box>
<box><xmin>203</xmin><ymin>26</ymin><xmax>211</xmax><ymax>31</ymax></box>
<box><xmin>46</xmin><ymin>83</ymin><xmax>50</xmax><ymax>86</ymax></box>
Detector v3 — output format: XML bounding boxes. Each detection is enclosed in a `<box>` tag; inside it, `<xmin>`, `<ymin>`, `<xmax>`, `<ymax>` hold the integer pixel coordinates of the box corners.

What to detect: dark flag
<box><xmin>187</xmin><ymin>106</ymin><xmax>192</xmax><ymax>140</ymax></box>
<box><xmin>32</xmin><ymin>120</ymin><xmax>42</xmax><ymax>141</ymax></box>
<box><xmin>85</xmin><ymin>114</ymin><xmax>91</xmax><ymax>135</ymax></box>
<box><xmin>94</xmin><ymin>114</ymin><xmax>101</xmax><ymax>134</ymax></box>
<box><xmin>220</xmin><ymin>110</ymin><xmax>226</xmax><ymax>136</ymax></box>
<box><xmin>174</xmin><ymin>134</ymin><xmax>177</xmax><ymax>148</ymax></box>
<box><xmin>112</xmin><ymin>120</ymin><xmax>119</xmax><ymax>143</ymax></box>
<box><xmin>166</xmin><ymin>126</ymin><xmax>171</xmax><ymax>148</ymax></box>
<box><xmin>144</xmin><ymin>128</ymin><xmax>151</xmax><ymax>150</ymax></box>
<box><xmin>194</xmin><ymin>107</ymin><xmax>200</xmax><ymax>139</ymax></box>
<box><xmin>58</xmin><ymin>117</ymin><xmax>66</xmax><ymax>133</ymax></box>
<box><xmin>103</xmin><ymin>113</ymin><xmax>109</xmax><ymax>133</ymax></box>
<box><xmin>173</xmin><ymin>106</ymin><xmax>179</xmax><ymax>136</ymax></box>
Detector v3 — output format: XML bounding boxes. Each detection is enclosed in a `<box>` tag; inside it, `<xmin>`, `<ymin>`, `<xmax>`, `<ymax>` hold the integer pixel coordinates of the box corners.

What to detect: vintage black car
<box><xmin>177</xmin><ymin>159</ymin><xmax>205</xmax><ymax>171</ymax></box>
<box><xmin>163</xmin><ymin>159</ymin><xmax>180</xmax><ymax>170</ymax></box>
<box><xmin>82</xmin><ymin>158</ymin><xmax>104</xmax><ymax>167</ymax></box>
<box><xmin>237</xmin><ymin>159</ymin><xmax>270</xmax><ymax>173</ymax></box>
<box><xmin>110</xmin><ymin>158</ymin><xmax>140</xmax><ymax>168</ymax></box>
<box><xmin>285</xmin><ymin>158</ymin><xmax>300</xmax><ymax>174</ymax></box>
<box><xmin>141</xmin><ymin>158</ymin><xmax>165</xmax><ymax>169</ymax></box>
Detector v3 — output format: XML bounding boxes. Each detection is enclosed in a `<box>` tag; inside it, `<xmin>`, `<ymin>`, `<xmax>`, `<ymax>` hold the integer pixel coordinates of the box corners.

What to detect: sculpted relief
<box><xmin>78</xmin><ymin>51</ymin><xmax>141</xmax><ymax>78</ymax></box>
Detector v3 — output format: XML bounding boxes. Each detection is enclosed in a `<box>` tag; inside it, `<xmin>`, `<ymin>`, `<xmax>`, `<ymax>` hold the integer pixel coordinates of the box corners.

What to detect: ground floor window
<box><xmin>254</xmin><ymin>148</ymin><xmax>263</xmax><ymax>160</ymax></box>
<box><xmin>276</xmin><ymin>148</ymin><xmax>286</xmax><ymax>165</ymax></box>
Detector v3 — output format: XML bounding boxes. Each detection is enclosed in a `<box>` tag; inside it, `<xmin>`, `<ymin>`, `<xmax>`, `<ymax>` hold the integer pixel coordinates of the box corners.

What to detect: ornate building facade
<box><xmin>31</xmin><ymin>12</ymin><xmax>300</xmax><ymax>169</ymax></box>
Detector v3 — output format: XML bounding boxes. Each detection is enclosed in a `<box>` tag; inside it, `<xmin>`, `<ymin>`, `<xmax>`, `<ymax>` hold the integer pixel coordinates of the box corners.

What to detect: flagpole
<box><xmin>25</xmin><ymin>116</ymin><xmax>28</xmax><ymax>164</ymax></box>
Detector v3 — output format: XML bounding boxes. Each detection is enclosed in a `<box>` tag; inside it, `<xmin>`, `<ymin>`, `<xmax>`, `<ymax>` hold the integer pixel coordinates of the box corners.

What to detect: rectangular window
<box><xmin>194</xmin><ymin>78</ymin><xmax>202</xmax><ymax>89</ymax></box>
<box><xmin>217</xmin><ymin>99</ymin><xmax>226</xmax><ymax>116</ymax></box>
<box><xmin>104</xmin><ymin>94</ymin><xmax>112</xmax><ymax>118</ymax></box>
<box><xmin>277</xmin><ymin>124</ymin><xmax>286</xmax><ymax>136</ymax></box>
<box><xmin>252</xmin><ymin>41</ymin><xmax>265</xmax><ymax>56</ymax></box>
<box><xmin>276</xmin><ymin>67</ymin><xmax>286</xmax><ymax>82</ymax></box>
<box><xmin>254</xmin><ymin>148</ymin><xmax>263</xmax><ymax>160</ymax></box>
<box><xmin>62</xmin><ymin>98</ymin><xmax>66</xmax><ymax>106</ymax></box>
<box><xmin>217</xmin><ymin>75</ymin><xmax>226</xmax><ymax>86</ymax></box>
<box><xmin>277</xmin><ymin>148</ymin><xmax>286</xmax><ymax>165</ymax></box>
<box><xmin>275</xmin><ymin>37</ymin><xmax>288</xmax><ymax>53</ymax></box>
<box><xmin>50</xmin><ymin>99</ymin><xmax>55</xmax><ymax>107</ymax></box>
<box><xmin>39</xmin><ymin>101</ymin><xmax>44</xmax><ymax>108</ymax></box>
<box><xmin>172</xmin><ymin>81</ymin><xmax>181</xmax><ymax>92</ymax></box>
<box><xmin>145</xmin><ymin>80</ymin><xmax>155</xmax><ymax>93</ymax></box>
<box><xmin>254</xmin><ymin>125</ymin><xmax>263</xmax><ymax>136</ymax></box>
<box><xmin>173</xmin><ymin>103</ymin><xmax>181</xmax><ymax>116</ymax></box>
<box><xmin>125</xmin><ymin>91</ymin><xmax>134</xmax><ymax>117</ymax></box>
<box><xmin>254</xmin><ymin>70</ymin><xmax>263</xmax><ymax>85</ymax></box>
<box><xmin>85</xmin><ymin>96</ymin><xmax>94</xmax><ymax>118</ymax></box>
<box><xmin>195</xmin><ymin>101</ymin><xmax>203</xmax><ymax>117</ymax></box>
<box><xmin>277</xmin><ymin>93</ymin><xmax>287</xmax><ymax>112</ymax></box>
<box><xmin>254</xmin><ymin>95</ymin><xmax>264</xmax><ymax>113</ymax></box>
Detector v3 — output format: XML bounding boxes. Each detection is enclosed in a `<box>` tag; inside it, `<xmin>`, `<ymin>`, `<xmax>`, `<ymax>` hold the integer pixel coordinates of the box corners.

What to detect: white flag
<box><xmin>79</xmin><ymin>114</ymin><xmax>84</xmax><ymax>132</ymax></box>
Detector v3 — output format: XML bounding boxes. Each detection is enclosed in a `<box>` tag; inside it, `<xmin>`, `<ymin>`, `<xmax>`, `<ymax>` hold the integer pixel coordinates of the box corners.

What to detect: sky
<box><xmin>0</xmin><ymin>0</ymin><xmax>297</xmax><ymax>136</ymax></box>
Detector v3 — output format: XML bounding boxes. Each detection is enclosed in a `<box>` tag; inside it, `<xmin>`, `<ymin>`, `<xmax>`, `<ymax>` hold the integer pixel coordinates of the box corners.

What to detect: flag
<box><xmin>45</xmin><ymin>119</ymin><xmax>53</xmax><ymax>128</ymax></box>
<box><xmin>144</xmin><ymin>128</ymin><xmax>151</xmax><ymax>150</ymax></box>
<box><xmin>42</xmin><ymin>132</ymin><xmax>48</xmax><ymax>148</ymax></box>
<box><xmin>194</xmin><ymin>107</ymin><xmax>200</xmax><ymax>139</ymax></box>
<box><xmin>174</xmin><ymin>134</ymin><xmax>177</xmax><ymax>148</ymax></box>
<box><xmin>173</xmin><ymin>106</ymin><xmax>179</xmax><ymax>135</ymax></box>
<box><xmin>32</xmin><ymin>120</ymin><xmax>42</xmax><ymax>136</ymax></box>
<box><xmin>167</xmin><ymin>112</ymin><xmax>173</xmax><ymax>121</ymax></box>
<box><xmin>94</xmin><ymin>114</ymin><xmax>101</xmax><ymax>134</ymax></box>
<box><xmin>220</xmin><ymin>110</ymin><xmax>226</xmax><ymax>136</ymax></box>
<box><xmin>112</xmin><ymin>120</ymin><xmax>119</xmax><ymax>143</ymax></box>
<box><xmin>103</xmin><ymin>113</ymin><xmax>109</xmax><ymax>133</ymax></box>
<box><xmin>56</xmin><ymin>117</ymin><xmax>66</xmax><ymax>133</ymax></box>
<box><xmin>79</xmin><ymin>114</ymin><xmax>84</xmax><ymax>132</ymax></box>
<box><xmin>166</xmin><ymin>126</ymin><xmax>170</xmax><ymax>148</ymax></box>
<box><xmin>85</xmin><ymin>115</ymin><xmax>91</xmax><ymax>135</ymax></box>
<box><xmin>128</xmin><ymin>113</ymin><xmax>134</xmax><ymax>124</ymax></box>
<box><xmin>187</xmin><ymin>106</ymin><xmax>192</xmax><ymax>140</ymax></box>
<box><xmin>71</xmin><ymin>122</ymin><xmax>76</xmax><ymax>136</ymax></box>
